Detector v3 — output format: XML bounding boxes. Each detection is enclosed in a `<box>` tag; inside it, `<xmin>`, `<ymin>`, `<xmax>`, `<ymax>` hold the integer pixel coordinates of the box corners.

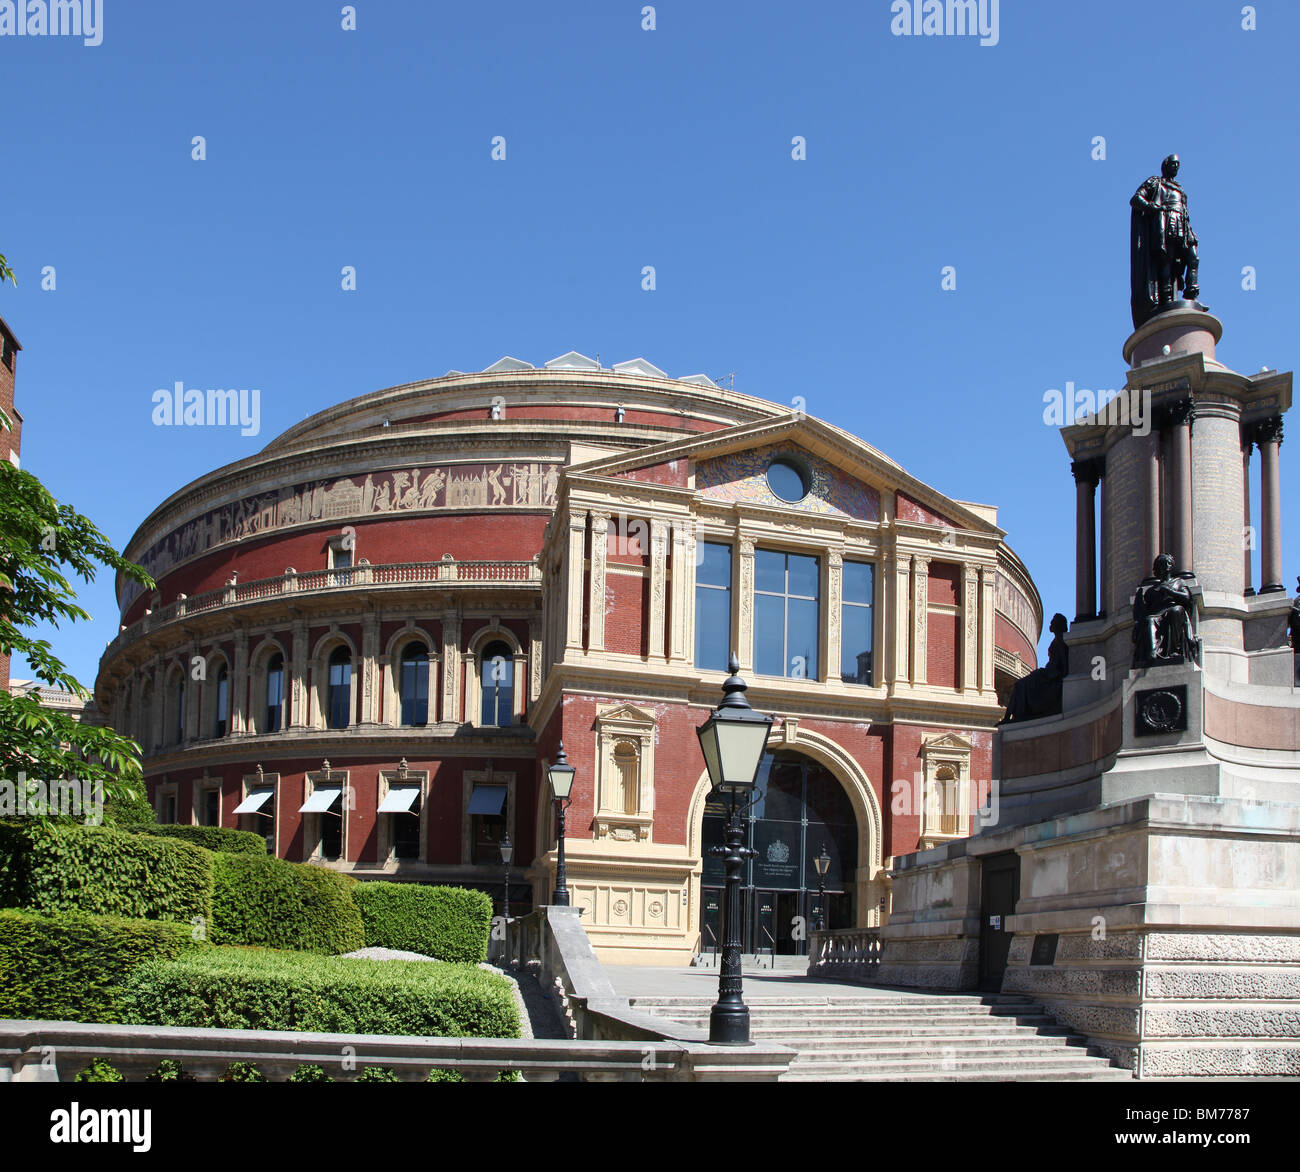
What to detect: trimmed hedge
<box><xmin>0</xmin><ymin>821</ymin><xmax>212</xmax><ymax>925</ymax></box>
<box><xmin>120</xmin><ymin>947</ymin><xmax>521</xmax><ymax>1039</ymax></box>
<box><xmin>0</xmin><ymin>909</ymin><xmax>197</xmax><ymax>1023</ymax></box>
<box><xmin>353</xmin><ymin>883</ymin><xmax>492</xmax><ymax>964</ymax></box>
<box><xmin>210</xmin><ymin>853</ymin><xmax>364</xmax><ymax>954</ymax></box>
<box><xmin>134</xmin><ymin>825</ymin><xmax>266</xmax><ymax>855</ymax></box>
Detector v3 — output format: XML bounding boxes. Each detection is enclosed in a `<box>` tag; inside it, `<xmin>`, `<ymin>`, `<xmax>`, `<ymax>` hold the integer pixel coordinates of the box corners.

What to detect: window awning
<box><xmin>299</xmin><ymin>785</ymin><xmax>343</xmax><ymax>813</ymax></box>
<box><xmin>378</xmin><ymin>784</ymin><xmax>421</xmax><ymax>814</ymax></box>
<box><xmin>233</xmin><ymin>787</ymin><xmax>274</xmax><ymax>815</ymax></box>
<box><xmin>467</xmin><ymin>785</ymin><xmax>507</xmax><ymax>815</ymax></box>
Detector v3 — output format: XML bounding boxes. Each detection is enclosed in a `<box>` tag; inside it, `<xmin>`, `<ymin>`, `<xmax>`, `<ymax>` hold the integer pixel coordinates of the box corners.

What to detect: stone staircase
<box><xmin>628</xmin><ymin>991</ymin><xmax>1133</xmax><ymax>1081</ymax></box>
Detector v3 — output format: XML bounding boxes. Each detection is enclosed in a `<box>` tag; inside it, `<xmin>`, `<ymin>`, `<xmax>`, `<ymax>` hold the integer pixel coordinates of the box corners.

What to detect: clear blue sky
<box><xmin>2</xmin><ymin>0</ymin><xmax>1296</xmax><ymax>687</ymax></box>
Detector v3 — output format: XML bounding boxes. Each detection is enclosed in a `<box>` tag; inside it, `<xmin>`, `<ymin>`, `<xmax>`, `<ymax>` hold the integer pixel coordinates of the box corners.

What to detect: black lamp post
<box><xmin>813</xmin><ymin>844</ymin><xmax>831</xmax><ymax>932</ymax></box>
<box><xmin>499</xmin><ymin>832</ymin><xmax>514</xmax><ymax>922</ymax></box>
<box><xmin>547</xmin><ymin>742</ymin><xmax>575</xmax><ymax>906</ymax></box>
<box><xmin>696</xmin><ymin>654</ymin><xmax>774</xmax><ymax>1046</ymax></box>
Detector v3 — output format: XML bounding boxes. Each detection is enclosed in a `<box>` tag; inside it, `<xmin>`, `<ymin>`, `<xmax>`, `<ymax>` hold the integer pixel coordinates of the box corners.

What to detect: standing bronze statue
<box><xmin>1002</xmin><ymin>613</ymin><xmax>1069</xmax><ymax>723</ymax></box>
<box><xmin>1130</xmin><ymin>155</ymin><xmax>1201</xmax><ymax>330</ymax></box>
<box><xmin>1132</xmin><ymin>554</ymin><xmax>1200</xmax><ymax>667</ymax></box>
<box><xmin>1289</xmin><ymin>576</ymin><xmax>1300</xmax><ymax>685</ymax></box>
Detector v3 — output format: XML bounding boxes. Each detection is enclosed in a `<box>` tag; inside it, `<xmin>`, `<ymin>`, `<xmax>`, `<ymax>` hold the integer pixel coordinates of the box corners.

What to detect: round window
<box><xmin>766</xmin><ymin>458</ymin><xmax>809</xmax><ymax>503</ymax></box>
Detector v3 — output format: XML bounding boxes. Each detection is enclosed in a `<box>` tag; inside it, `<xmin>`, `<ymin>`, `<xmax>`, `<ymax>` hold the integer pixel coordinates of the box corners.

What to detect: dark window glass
<box><xmin>400</xmin><ymin>643</ymin><xmax>430</xmax><ymax>726</ymax></box>
<box><xmin>214</xmin><ymin>665</ymin><xmax>229</xmax><ymax>737</ymax></box>
<box><xmin>174</xmin><ymin>679</ymin><xmax>185</xmax><ymax>743</ymax></box>
<box><xmin>327</xmin><ymin>648</ymin><xmax>351</xmax><ymax>729</ymax></box>
<box><xmin>479</xmin><ymin>641</ymin><xmax>514</xmax><ymax>726</ymax></box>
<box><xmin>753</xmin><ymin>550</ymin><xmax>820</xmax><ymax>680</ymax></box>
<box><xmin>766</xmin><ymin>459</ymin><xmax>808</xmax><ymax>503</ymax></box>
<box><xmin>841</xmin><ymin>561</ymin><xmax>875</xmax><ymax>685</ymax></box>
<box><xmin>320</xmin><ymin>791</ymin><xmax>343</xmax><ymax>860</ymax></box>
<box><xmin>394</xmin><ymin>795</ymin><xmax>421</xmax><ymax>860</ymax></box>
<box><xmin>202</xmin><ymin>787</ymin><xmax>220</xmax><ymax>826</ymax></box>
<box><xmin>472</xmin><ymin>812</ymin><xmax>505</xmax><ymax>864</ymax></box>
<box><xmin>265</xmin><ymin>653</ymin><xmax>284</xmax><ymax>732</ymax></box>
<box><xmin>694</xmin><ymin>542</ymin><xmax>732</xmax><ymax>670</ymax></box>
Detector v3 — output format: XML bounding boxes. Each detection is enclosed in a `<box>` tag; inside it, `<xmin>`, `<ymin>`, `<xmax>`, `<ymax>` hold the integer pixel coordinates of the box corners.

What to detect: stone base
<box><xmin>880</xmin><ymin>793</ymin><xmax>1300</xmax><ymax>1077</ymax></box>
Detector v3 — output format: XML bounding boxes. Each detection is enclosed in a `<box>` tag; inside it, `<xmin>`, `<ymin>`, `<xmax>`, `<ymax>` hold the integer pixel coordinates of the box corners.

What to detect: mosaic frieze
<box><xmin>126</xmin><ymin>461</ymin><xmax>561</xmax><ymax>607</ymax></box>
<box><xmin>695</xmin><ymin>445</ymin><xmax>880</xmax><ymax>520</ymax></box>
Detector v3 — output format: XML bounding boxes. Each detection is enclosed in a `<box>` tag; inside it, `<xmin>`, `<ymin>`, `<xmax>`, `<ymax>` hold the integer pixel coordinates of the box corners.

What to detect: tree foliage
<box><xmin>0</xmin><ymin>460</ymin><xmax>154</xmax><ymax>801</ymax></box>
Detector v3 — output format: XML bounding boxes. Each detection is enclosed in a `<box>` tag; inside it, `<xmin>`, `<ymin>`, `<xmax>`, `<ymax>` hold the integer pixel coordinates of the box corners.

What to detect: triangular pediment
<box><xmin>921</xmin><ymin>732</ymin><xmax>974</xmax><ymax>753</ymax></box>
<box><xmin>593</xmin><ymin>702</ymin><xmax>658</xmax><ymax>728</ymax></box>
<box><xmin>565</xmin><ymin>413</ymin><xmax>1002</xmax><ymax>536</ymax></box>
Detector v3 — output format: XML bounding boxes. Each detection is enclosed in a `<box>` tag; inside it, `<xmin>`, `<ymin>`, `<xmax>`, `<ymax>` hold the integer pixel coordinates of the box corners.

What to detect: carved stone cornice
<box><xmin>1070</xmin><ymin>457</ymin><xmax>1105</xmax><ymax>486</ymax></box>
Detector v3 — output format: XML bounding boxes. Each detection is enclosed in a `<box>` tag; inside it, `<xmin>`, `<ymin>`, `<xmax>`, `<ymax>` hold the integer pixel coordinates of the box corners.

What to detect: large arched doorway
<box><xmin>699</xmin><ymin>749</ymin><xmax>858</xmax><ymax>956</ymax></box>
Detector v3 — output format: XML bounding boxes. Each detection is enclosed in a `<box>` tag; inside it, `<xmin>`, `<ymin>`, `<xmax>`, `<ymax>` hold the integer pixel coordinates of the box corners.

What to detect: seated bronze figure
<box><xmin>1002</xmin><ymin>613</ymin><xmax>1069</xmax><ymax>724</ymax></box>
<box><xmin>1132</xmin><ymin>554</ymin><xmax>1200</xmax><ymax>667</ymax></box>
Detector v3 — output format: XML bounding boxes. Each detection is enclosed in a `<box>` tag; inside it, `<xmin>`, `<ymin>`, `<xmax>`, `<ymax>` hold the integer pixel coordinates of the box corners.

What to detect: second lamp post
<box><xmin>547</xmin><ymin>742</ymin><xmax>575</xmax><ymax>906</ymax></box>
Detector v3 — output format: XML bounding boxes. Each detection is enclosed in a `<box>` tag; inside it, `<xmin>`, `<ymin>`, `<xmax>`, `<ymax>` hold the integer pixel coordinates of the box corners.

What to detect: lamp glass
<box><xmin>548</xmin><ymin>760</ymin><xmax>575</xmax><ymax>801</ymax></box>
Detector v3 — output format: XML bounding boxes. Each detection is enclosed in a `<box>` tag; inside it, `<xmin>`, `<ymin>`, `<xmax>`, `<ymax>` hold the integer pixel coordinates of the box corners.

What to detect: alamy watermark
<box><xmin>152</xmin><ymin>381</ymin><xmax>261</xmax><ymax>437</ymax></box>
<box><xmin>890</xmin><ymin>0</ymin><xmax>999</xmax><ymax>47</ymax></box>
<box><xmin>0</xmin><ymin>0</ymin><xmax>104</xmax><ymax>46</ymax></box>
<box><xmin>1042</xmin><ymin>383</ymin><xmax>1151</xmax><ymax>437</ymax></box>
<box><xmin>0</xmin><ymin>774</ymin><xmax>104</xmax><ymax>825</ymax></box>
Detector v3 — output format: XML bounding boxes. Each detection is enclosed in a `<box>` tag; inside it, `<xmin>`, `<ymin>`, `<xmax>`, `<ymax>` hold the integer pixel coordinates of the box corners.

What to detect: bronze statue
<box><xmin>1130</xmin><ymin>155</ymin><xmax>1200</xmax><ymax>330</ymax></box>
<box><xmin>1289</xmin><ymin>576</ymin><xmax>1299</xmax><ymax>685</ymax></box>
<box><xmin>1132</xmin><ymin>553</ymin><xmax>1200</xmax><ymax>667</ymax></box>
<box><xmin>1002</xmin><ymin>613</ymin><xmax>1069</xmax><ymax>723</ymax></box>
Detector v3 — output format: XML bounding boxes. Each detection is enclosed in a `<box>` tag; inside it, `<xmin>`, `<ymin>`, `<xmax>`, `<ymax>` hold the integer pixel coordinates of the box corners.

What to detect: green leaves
<box><xmin>0</xmin><ymin>461</ymin><xmax>155</xmax><ymax>805</ymax></box>
<box><xmin>354</xmin><ymin>882</ymin><xmax>493</xmax><ymax>964</ymax></box>
<box><xmin>0</xmin><ymin>252</ymin><xmax>15</xmax><ymax>286</ymax></box>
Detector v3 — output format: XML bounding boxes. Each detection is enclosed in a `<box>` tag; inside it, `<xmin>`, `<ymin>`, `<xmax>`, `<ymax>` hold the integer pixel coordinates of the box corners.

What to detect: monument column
<box><xmin>1164</xmin><ymin>397</ymin><xmax>1195</xmax><ymax>574</ymax></box>
<box><xmin>1256</xmin><ymin>415</ymin><xmax>1285</xmax><ymax>592</ymax></box>
<box><xmin>1072</xmin><ymin>459</ymin><xmax>1101</xmax><ymax>621</ymax></box>
<box><xmin>1241</xmin><ymin>426</ymin><xmax>1254</xmax><ymax>596</ymax></box>
<box><xmin>1145</xmin><ymin>433</ymin><xmax>1162</xmax><ymax>572</ymax></box>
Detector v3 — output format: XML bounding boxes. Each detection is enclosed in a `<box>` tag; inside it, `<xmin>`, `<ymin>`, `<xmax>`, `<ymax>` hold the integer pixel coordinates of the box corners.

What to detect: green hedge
<box><xmin>210</xmin><ymin>853</ymin><xmax>364</xmax><ymax>954</ymax></box>
<box><xmin>0</xmin><ymin>908</ymin><xmax>197</xmax><ymax>1023</ymax></box>
<box><xmin>0</xmin><ymin>821</ymin><xmax>212</xmax><ymax>925</ymax></box>
<box><xmin>353</xmin><ymin>883</ymin><xmax>493</xmax><ymax>964</ymax></box>
<box><xmin>133</xmin><ymin>825</ymin><xmax>266</xmax><ymax>855</ymax></box>
<box><xmin>120</xmin><ymin>947</ymin><xmax>521</xmax><ymax>1039</ymax></box>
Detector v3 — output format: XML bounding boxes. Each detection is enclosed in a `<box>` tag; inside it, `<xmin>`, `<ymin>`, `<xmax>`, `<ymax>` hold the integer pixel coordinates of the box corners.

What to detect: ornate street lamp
<box><xmin>696</xmin><ymin>654</ymin><xmax>774</xmax><ymax>1046</ymax></box>
<box><xmin>547</xmin><ymin>742</ymin><xmax>575</xmax><ymax>906</ymax></box>
<box><xmin>499</xmin><ymin>832</ymin><xmax>514</xmax><ymax>922</ymax></box>
<box><xmin>813</xmin><ymin>844</ymin><xmax>831</xmax><ymax>933</ymax></box>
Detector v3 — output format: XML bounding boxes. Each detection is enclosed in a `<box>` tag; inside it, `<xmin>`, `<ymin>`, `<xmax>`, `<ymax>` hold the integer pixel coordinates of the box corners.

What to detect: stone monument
<box><xmin>877</xmin><ymin>159</ymin><xmax>1300</xmax><ymax>1078</ymax></box>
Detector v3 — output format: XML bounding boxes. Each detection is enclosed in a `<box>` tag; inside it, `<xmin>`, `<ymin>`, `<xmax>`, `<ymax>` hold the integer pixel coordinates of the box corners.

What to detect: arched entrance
<box><xmin>698</xmin><ymin>749</ymin><xmax>859</xmax><ymax>957</ymax></box>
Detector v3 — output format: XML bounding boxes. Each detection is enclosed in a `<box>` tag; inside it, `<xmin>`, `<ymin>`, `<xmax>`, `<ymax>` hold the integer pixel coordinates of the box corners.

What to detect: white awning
<box><xmin>299</xmin><ymin>785</ymin><xmax>343</xmax><ymax>813</ymax></box>
<box><xmin>233</xmin><ymin>787</ymin><xmax>274</xmax><ymax>815</ymax></box>
<box><xmin>377</xmin><ymin>785</ymin><xmax>421</xmax><ymax>814</ymax></box>
<box><xmin>467</xmin><ymin>785</ymin><xmax>507</xmax><ymax>815</ymax></box>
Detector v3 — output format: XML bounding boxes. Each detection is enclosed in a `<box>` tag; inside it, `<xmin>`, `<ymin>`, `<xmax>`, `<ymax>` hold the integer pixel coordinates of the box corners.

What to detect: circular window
<box><xmin>766</xmin><ymin>458</ymin><xmax>809</xmax><ymax>503</ymax></box>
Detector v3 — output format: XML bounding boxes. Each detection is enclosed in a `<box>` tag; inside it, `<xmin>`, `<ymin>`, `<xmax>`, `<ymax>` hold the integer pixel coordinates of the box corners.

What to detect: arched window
<box><xmin>212</xmin><ymin>665</ymin><xmax>229</xmax><ymax>737</ymax></box>
<box><xmin>400</xmin><ymin>643</ymin><xmax>429</xmax><ymax>726</ymax></box>
<box><xmin>614</xmin><ymin>741</ymin><xmax>639</xmax><ymax>815</ymax></box>
<box><xmin>265</xmin><ymin>653</ymin><xmax>285</xmax><ymax>733</ymax></box>
<box><xmin>327</xmin><ymin>647</ymin><xmax>352</xmax><ymax>729</ymax></box>
<box><xmin>479</xmin><ymin>641</ymin><xmax>514</xmax><ymax>727</ymax></box>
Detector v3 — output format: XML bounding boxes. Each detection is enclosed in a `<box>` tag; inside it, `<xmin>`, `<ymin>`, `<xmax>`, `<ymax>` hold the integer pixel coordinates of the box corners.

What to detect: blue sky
<box><xmin>2</xmin><ymin>0</ymin><xmax>1296</xmax><ymax>687</ymax></box>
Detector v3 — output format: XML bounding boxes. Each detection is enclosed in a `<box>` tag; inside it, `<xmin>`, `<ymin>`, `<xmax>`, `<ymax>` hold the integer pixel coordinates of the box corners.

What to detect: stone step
<box><xmin>742</xmin><ymin>1033</ymin><xmax>1086</xmax><ymax>1051</ymax></box>
<box><xmin>781</xmin><ymin>1066</ymin><xmax>1133</xmax><ymax>1082</ymax></box>
<box><xmin>786</xmin><ymin>1052</ymin><xmax>1119</xmax><ymax>1074</ymax></box>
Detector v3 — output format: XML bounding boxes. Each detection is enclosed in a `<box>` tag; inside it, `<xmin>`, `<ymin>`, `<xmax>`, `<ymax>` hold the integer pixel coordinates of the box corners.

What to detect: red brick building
<box><xmin>94</xmin><ymin>353</ymin><xmax>1040</xmax><ymax>963</ymax></box>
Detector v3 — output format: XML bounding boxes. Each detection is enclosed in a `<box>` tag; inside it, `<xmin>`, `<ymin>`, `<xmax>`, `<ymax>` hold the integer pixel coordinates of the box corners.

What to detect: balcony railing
<box><xmin>106</xmin><ymin>558</ymin><xmax>541</xmax><ymax>660</ymax></box>
<box><xmin>807</xmin><ymin>927</ymin><xmax>882</xmax><ymax>981</ymax></box>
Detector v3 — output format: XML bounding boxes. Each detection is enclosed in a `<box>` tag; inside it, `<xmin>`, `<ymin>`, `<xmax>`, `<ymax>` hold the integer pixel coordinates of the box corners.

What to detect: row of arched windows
<box><xmin>121</xmin><ymin>638</ymin><xmax>520</xmax><ymax>749</ymax></box>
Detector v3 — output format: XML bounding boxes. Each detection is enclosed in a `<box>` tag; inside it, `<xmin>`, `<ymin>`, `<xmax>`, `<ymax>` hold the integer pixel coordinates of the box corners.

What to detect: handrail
<box><xmin>105</xmin><ymin>558</ymin><xmax>541</xmax><ymax>661</ymax></box>
<box><xmin>758</xmin><ymin>927</ymin><xmax>776</xmax><ymax>969</ymax></box>
<box><xmin>703</xmin><ymin>923</ymin><xmax>718</xmax><ymax>966</ymax></box>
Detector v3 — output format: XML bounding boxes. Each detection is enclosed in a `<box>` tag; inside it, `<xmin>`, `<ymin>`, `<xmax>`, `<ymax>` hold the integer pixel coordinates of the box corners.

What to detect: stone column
<box><xmin>892</xmin><ymin>552</ymin><xmax>911</xmax><ymax>686</ymax></box>
<box><xmin>648</xmin><ymin>520</ymin><xmax>669</xmax><ymax>661</ymax></box>
<box><xmin>826</xmin><ymin>550</ymin><xmax>844</xmax><ymax>686</ymax></box>
<box><xmin>231</xmin><ymin>630</ymin><xmax>249</xmax><ymax>736</ymax></box>
<box><xmin>149</xmin><ymin>657</ymin><xmax>164</xmax><ymax>751</ymax></box>
<box><xmin>737</xmin><ymin>536</ymin><xmax>756</xmax><ymax>672</ymax></box>
<box><xmin>360</xmin><ymin>613</ymin><xmax>380</xmax><ymax>724</ymax></box>
<box><xmin>1256</xmin><ymin>415</ymin><xmax>1284</xmax><ymax>592</ymax></box>
<box><xmin>1146</xmin><ymin>433</ymin><xmax>1162</xmax><ymax>573</ymax></box>
<box><xmin>565</xmin><ymin>510</ymin><xmax>587</xmax><ymax>654</ymax></box>
<box><xmin>183</xmin><ymin>644</ymin><xmax>200</xmax><ymax>742</ymax></box>
<box><xmin>1072</xmin><ymin>459</ymin><xmax>1101</xmax><ymax>621</ymax></box>
<box><xmin>910</xmin><ymin>556</ymin><xmax>929</xmax><ymax>686</ymax></box>
<box><xmin>668</xmin><ymin>522</ymin><xmax>693</xmax><ymax>664</ymax></box>
<box><xmin>978</xmin><ymin>565</ymin><xmax>996</xmax><ymax>694</ymax></box>
<box><xmin>1165</xmin><ymin>398</ymin><xmax>1194</xmax><ymax>574</ymax></box>
<box><xmin>1241</xmin><ymin>427</ymin><xmax>1254</xmax><ymax>596</ymax></box>
<box><xmin>441</xmin><ymin>613</ymin><xmax>462</xmax><ymax>722</ymax></box>
<box><xmin>961</xmin><ymin>564</ymin><xmax>979</xmax><ymax>693</ymax></box>
<box><xmin>290</xmin><ymin>619</ymin><xmax>308</xmax><ymax>728</ymax></box>
<box><xmin>528</xmin><ymin>617</ymin><xmax>543</xmax><ymax>702</ymax></box>
<box><xmin>587</xmin><ymin>511</ymin><xmax>610</xmax><ymax>651</ymax></box>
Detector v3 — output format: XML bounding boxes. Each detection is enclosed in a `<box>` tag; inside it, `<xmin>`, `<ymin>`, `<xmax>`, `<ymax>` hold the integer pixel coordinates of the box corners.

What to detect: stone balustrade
<box><xmin>807</xmin><ymin>927</ymin><xmax>883</xmax><ymax>981</ymax></box>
